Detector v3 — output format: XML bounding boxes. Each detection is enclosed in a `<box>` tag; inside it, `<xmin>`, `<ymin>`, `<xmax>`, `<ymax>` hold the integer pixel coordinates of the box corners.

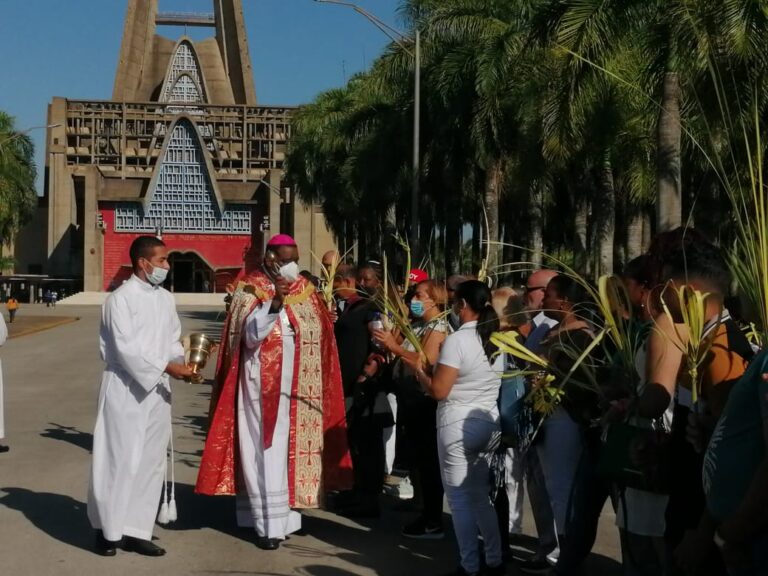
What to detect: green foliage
<box><xmin>287</xmin><ymin>0</ymin><xmax>768</xmax><ymax>280</ymax></box>
<box><xmin>0</xmin><ymin>111</ymin><xmax>37</xmax><ymax>246</ymax></box>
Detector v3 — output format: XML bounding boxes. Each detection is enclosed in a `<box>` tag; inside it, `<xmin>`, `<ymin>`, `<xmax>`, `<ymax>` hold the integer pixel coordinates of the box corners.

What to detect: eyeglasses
<box><xmin>525</xmin><ymin>285</ymin><xmax>546</xmax><ymax>293</ymax></box>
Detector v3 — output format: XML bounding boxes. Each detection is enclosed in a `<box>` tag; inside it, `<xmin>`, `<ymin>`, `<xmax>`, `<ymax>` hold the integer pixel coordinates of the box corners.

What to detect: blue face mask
<box><xmin>409</xmin><ymin>300</ymin><xmax>425</xmax><ymax>318</ymax></box>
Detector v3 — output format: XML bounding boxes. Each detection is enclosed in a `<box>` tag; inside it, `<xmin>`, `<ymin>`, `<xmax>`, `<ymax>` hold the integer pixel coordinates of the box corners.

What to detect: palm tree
<box><xmin>537</xmin><ymin>0</ymin><xmax>711</xmax><ymax>234</ymax></box>
<box><xmin>287</xmin><ymin>65</ymin><xmax>413</xmax><ymax>261</ymax></box>
<box><xmin>540</xmin><ymin>26</ymin><xmax>656</xmax><ymax>274</ymax></box>
<box><xmin>416</xmin><ymin>0</ymin><xmax>537</xmax><ymax>271</ymax></box>
<box><xmin>0</xmin><ymin>111</ymin><xmax>37</xmax><ymax>248</ymax></box>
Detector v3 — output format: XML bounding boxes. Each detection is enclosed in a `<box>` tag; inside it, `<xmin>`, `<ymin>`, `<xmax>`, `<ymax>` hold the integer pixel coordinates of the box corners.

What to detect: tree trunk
<box><xmin>598</xmin><ymin>150</ymin><xmax>616</xmax><ymax>276</ymax></box>
<box><xmin>641</xmin><ymin>210</ymin><xmax>652</xmax><ymax>252</ymax></box>
<box><xmin>346</xmin><ymin>220</ymin><xmax>356</xmax><ymax>262</ymax></box>
<box><xmin>471</xmin><ymin>202</ymin><xmax>481</xmax><ymax>272</ymax></box>
<box><xmin>574</xmin><ymin>194</ymin><xmax>589</xmax><ymax>276</ymax></box>
<box><xmin>484</xmin><ymin>160</ymin><xmax>502</xmax><ymax>273</ymax></box>
<box><xmin>502</xmin><ymin>208</ymin><xmax>515</xmax><ymax>273</ymax></box>
<box><xmin>626</xmin><ymin>209</ymin><xmax>644</xmax><ymax>261</ymax></box>
<box><xmin>529</xmin><ymin>181</ymin><xmax>545</xmax><ymax>269</ymax></box>
<box><xmin>656</xmin><ymin>70</ymin><xmax>682</xmax><ymax>232</ymax></box>
<box><xmin>358</xmin><ymin>220</ymin><xmax>368</xmax><ymax>262</ymax></box>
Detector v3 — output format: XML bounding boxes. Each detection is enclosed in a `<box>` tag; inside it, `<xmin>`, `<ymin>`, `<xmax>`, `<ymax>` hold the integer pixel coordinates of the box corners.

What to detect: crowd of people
<box><xmin>86</xmin><ymin>231</ymin><xmax>768</xmax><ymax>576</ymax></box>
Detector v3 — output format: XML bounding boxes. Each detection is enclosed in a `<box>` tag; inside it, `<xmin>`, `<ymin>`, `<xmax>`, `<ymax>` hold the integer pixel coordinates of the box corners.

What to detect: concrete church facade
<box><xmin>18</xmin><ymin>0</ymin><xmax>334</xmax><ymax>293</ymax></box>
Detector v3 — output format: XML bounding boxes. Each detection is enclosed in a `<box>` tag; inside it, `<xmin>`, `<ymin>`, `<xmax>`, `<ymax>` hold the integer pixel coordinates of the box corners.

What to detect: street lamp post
<box><xmin>0</xmin><ymin>123</ymin><xmax>62</xmax><ymax>150</ymax></box>
<box><xmin>314</xmin><ymin>0</ymin><xmax>421</xmax><ymax>256</ymax></box>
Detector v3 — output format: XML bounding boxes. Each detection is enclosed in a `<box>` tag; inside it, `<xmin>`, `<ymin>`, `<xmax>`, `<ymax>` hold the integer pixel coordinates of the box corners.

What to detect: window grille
<box><xmin>115</xmin><ymin>120</ymin><xmax>251</xmax><ymax>234</ymax></box>
<box><xmin>160</xmin><ymin>42</ymin><xmax>207</xmax><ymax>104</ymax></box>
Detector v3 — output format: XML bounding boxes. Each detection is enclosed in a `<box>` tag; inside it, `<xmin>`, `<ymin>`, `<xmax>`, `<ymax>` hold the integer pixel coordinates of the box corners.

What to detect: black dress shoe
<box><xmin>0</xmin><ymin>445</ymin><xmax>9</xmax><ymax>453</ymax></box>
<box><xmin>255</xmin><ymin>536</ymin><xmax>281</xmax><ymax>551</ymax></box>
<box><xmin>94</xmin><ymin>530</ymin><xmax>119</xmax><ymax>557</ymax></box>
<box><xmin>122</xmin><ymin>536</ymin><xmax>166</xmax><ymax>556</ymax></box>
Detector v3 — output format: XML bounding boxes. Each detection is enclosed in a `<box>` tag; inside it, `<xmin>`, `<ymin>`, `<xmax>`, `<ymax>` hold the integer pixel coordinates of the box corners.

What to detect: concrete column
<box><xmin>47</xmin><ymin>152</ymin><xmax>75</xmax><ymax>276</ymax></box>
<box><xmin>82</xmin><ymin>168</ymin><xmax>104</xmax><ymax>291</ymax></box>
<box><xmin>293</xmin><ymin>201</ymin><xmax>336</xmax><ymax>277</ymax></box>
<box><xmin>267</xmin><ymin>169</ymin><xmax>281</xmax><ymax>241</ymax></box>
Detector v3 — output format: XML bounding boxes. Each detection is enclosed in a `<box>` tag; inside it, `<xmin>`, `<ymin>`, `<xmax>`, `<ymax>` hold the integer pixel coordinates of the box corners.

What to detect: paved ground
<box><xmin>5</xmin><ymin>310</ymin><xmax>79</xmax><ymax>339</ymax></box>
<box><xmin>0</xmin><ymin>304</ymin><xmax>622</xmax><ymax>576</ymax></box>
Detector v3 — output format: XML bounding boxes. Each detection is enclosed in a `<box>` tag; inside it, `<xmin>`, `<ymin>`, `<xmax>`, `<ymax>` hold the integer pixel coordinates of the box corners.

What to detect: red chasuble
<box><xmin>195</xmin><ymin>270</ymin><xmax>353</xmax><ymax>508</ymax></box>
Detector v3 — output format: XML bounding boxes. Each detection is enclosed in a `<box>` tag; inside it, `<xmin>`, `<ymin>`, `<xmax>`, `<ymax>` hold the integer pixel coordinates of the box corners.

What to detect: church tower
<box><xmin>30</xmin><ymin>1</ymin><xmax>335</xmax><ymax>293</ymax></box>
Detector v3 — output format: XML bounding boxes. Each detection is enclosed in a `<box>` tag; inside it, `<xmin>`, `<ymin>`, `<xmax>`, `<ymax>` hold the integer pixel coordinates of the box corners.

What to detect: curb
<box><xmin>8</xmin><ymin>317</ymin><xmax>81</xmax><ymax>339</ymax></box>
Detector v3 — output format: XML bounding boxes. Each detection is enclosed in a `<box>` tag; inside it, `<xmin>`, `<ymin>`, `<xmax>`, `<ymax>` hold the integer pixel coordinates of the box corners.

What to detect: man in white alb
<box><xmin>88</xmin><ymin>235</ymin><xmax>194</xmax><ymax>557</ymax></box>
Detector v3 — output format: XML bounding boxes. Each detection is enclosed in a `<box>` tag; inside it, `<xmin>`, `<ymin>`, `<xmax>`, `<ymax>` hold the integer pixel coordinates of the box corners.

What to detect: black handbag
<box><xmin>597</xmin><ymin>421</ymin><xmax>671</xmax><ymax>493</ymax></box>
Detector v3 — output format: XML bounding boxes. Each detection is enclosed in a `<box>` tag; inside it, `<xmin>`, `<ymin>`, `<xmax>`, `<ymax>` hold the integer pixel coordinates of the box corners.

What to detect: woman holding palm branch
<box><xmin>374</xmin><ymin>279</ymin><xmax>451</xmax><ymax>539</ymax></box>
<box><xmin>407</xmin><ymin>280</ymin><xmax>505</xmax><ymax>576</ymax></box>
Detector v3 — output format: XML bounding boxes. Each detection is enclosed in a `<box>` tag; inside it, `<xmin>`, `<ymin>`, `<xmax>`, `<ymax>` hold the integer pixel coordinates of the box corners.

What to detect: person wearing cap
<box><xmin>409</xmin><ymin>268</ymin><xmax>429</xmax><ymax>285</ymax></box>
<box><xmin>196</xmin><ymin>234</ymin><xmax>353</xmax><ymax>551</ymax></box>
<box><xmin>374</xmin><ymin>279</ymin><xmax>451</xmax><ymax>539</ymax></box>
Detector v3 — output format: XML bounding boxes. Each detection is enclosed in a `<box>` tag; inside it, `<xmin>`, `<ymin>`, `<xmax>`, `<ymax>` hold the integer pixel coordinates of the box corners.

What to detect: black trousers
<box><xmin>554</xmin><ymin>428</ymin><xmax>612</xmax><ymax>576</ymax></box>
<box><xmin>665</xmin><ymin>405</ymin><xmax>726</xmax><ymax>576</ymax></box>
<box><xmin>402</xmin><ymin>393</ymin><xmax>444</xmax><ymax>524</ymax></box>
<box><xmin>347</xmin><ymin>410</ymin><xmax>386</xmax><ymax>507</ymax></box>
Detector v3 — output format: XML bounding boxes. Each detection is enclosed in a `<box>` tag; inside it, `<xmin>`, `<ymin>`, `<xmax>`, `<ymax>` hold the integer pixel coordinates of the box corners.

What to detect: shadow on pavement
<box><xmin>179</xmin><ymin>310</ymin><xmax>226</xmax><ymax>337</ymax></box>
<box><xmin>0</xmin><ymin>488</ymin><xmax>93</xmax><ymax>553</ymax></box>
<box><xmin>298</xmin><ymin>512</ymin><xmax>456</xmax><ymax>576</ymax></box>
<box><xmin>162</xmin><ymin>483</ymin><xmax>253</xmax><ymax>545</ymax></box>
<box><xmin>40</xmin><ymin>423</ymin><xmax>93</xmax><ymax>452</ymax></box>
<box><xmin>583</xmin><ymin>554</ymin><xmax>623</xmax><ymax>575</ymax></box>
<box><xmin>167</xmin><ymin>483</ymin><xmax>454</xmax><ymax>575</ymax></box>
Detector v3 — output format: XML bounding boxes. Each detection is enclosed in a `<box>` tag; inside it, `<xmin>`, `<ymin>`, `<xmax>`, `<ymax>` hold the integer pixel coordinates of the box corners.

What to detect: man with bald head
<box><xmin>524</xmin><ymin>269</ymin><xmax>559</xmax><ymax>353</ymax></box>
<box><xmin>516</xmin><ymin>269</ymin><xmax>560</xmax><ymax>573</ymax></box>
<box><xmin>322</xmin><ymin>250</ymin><xmax>341</xmax><ymax>271</ymax></box>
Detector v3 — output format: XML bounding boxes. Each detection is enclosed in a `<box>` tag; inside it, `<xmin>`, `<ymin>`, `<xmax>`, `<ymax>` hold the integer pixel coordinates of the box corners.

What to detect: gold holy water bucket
<box><xmin>184</xmin><ymin>333</ymin><xmax>214</xmax><ymax>384</ymax></box>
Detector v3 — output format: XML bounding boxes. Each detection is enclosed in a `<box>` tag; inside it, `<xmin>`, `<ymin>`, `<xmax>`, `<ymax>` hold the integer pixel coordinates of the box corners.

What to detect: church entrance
<box><xmin>167</xmin><ymin>252</ymin><xmax>214</xmax><ymax>293</ymax></box>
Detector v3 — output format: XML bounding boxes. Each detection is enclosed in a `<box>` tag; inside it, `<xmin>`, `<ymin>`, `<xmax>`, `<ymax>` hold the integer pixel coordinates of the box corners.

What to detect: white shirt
<box><xmin>436</xmin><ymin>320</ymin><xmax>503</xmax><ymax>427</ymax></box>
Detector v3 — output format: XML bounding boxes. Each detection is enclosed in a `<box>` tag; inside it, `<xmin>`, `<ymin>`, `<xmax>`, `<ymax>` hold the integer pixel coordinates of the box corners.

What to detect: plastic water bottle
<box><xmin>370</xmin><ymin>312</ymin><xmax>385</xmax><ymax>350</ymax></box>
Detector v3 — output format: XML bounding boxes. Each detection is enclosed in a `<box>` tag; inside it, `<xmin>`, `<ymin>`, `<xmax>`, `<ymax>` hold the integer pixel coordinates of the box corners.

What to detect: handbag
<box><xmin>597</xmin><ymin>420</ymin><xmax>670</xmax><ymax>493</ymax></box>
<box><xmin>498</xmin><ymin>353</ymin><xmax>537</xmax><ymax>450</ymax></box>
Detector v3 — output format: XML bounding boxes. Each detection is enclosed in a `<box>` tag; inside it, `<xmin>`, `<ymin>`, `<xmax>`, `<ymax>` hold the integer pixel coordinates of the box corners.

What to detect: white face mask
<box><xmin>147</xmin><ymin>265</ymin><xmax>169</xmax><ymax>286</ymax></box>
<box><xmin>278</xmin><ymin>261</ymin><xmax>299</xmax><ymax>283</ymax></box>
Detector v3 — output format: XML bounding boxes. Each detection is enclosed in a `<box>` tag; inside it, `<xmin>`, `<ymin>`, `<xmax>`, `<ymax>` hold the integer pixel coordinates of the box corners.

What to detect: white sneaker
<box><xmin>546</xmin><ymin>546</ymin><xmax>560</xmax><ymax>565</ymax></box>
<box><xmin>392</xmin><ymin>476</ymin><xmax>414</xmax><ymax>500</ymax></box>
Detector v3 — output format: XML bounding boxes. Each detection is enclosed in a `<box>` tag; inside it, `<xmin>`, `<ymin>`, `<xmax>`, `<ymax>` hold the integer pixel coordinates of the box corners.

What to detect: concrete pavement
<box><xmin>0</xmin><ymin>305</ymin><xmax>621</xmax><ymax>576</ymax></box>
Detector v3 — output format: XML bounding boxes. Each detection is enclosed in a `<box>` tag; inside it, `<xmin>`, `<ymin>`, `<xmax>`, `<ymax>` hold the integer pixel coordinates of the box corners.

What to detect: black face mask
<box><xmin>359</xmin><ymin>284</ymin><xmax>376</xmax><ymax>297</ymax></box>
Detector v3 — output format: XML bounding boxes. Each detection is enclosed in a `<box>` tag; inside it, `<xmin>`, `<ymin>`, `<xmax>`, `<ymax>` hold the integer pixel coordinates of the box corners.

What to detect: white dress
<box><xmin>235</xmin><ymin>301</ymin><xmax>302</xmax><ymax>540</ymax></box>
<box><xmin>87</xmin><ymin>275</ymin><xmax>184</xmax><ymax>542</ymax></box>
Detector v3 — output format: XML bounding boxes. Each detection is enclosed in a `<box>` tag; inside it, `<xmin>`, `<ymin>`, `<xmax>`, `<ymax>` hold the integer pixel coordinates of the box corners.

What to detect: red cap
<box><xmin>408</xmin><ymin>269</ymin><xmax>429</xmax><ymax>284</ymax></box>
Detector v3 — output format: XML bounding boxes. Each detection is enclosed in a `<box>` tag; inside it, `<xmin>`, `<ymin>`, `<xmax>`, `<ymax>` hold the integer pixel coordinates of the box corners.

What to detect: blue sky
<box><xmin>0</xmin><ymin>0</ymin><xmax>402</xmax><ymax>192</ymax></box>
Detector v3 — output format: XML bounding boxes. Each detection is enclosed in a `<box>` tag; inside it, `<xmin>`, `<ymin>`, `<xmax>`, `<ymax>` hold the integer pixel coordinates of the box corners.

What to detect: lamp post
<box><xmin>0</xmin><ymin>123</ymin><xmax>61</xmax><ymax>150</ymax></box>
<box><xmin>314</xmin><ymin>0</ymin><xmax>421</xmax><ymax>257</ymax></box>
